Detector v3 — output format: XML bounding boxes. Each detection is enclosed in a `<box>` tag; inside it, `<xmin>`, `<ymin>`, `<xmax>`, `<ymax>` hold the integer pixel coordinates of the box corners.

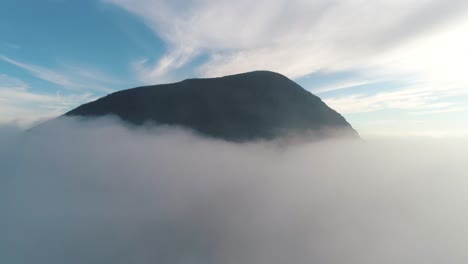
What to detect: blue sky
<box><xmin>1</xmin><ymin>0</ymin><xmax>468</xmax><ymax>137</ymax></box>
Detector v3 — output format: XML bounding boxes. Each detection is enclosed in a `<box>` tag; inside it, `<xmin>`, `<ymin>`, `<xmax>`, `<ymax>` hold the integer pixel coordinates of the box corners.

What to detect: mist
<box><xmin>1</xmin><ymin>117</ymin><xmax>467</xmax><ymax>264</ymax></box>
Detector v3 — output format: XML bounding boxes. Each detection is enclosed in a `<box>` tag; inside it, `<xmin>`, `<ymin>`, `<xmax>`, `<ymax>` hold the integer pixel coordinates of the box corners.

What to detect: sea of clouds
<box><xmin>1</xmin><ymin>117</ymin><xmax>467</xmax><ymax>264</ymax></box>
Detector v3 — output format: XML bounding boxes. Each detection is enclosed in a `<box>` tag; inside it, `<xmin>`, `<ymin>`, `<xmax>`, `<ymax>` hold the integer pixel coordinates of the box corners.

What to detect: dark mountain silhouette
<box><xmin>65</xmin><ymin>71</ymin><xmax>358</xmax><ymax>141</ymax></box>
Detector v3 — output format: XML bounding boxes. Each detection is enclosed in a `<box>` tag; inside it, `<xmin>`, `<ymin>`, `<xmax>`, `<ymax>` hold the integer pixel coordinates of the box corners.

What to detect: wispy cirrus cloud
<box><xmin>105</xmin><ymin>0</ymin><xmax>468</xmax><ymax>81</ymax></box>
<box><xmin>131</xmin><ymin>46</ymin><xmax>198</xmax><ymax>84</ymax></box>
<box><xmin>0</xmin><ymin>55</ymin><xmax>119</xmax><ymax>92</ymax></box>
<box><xmin>1</xmin><ymin>55</ymin><xmax>79</xmax><ymax>89</ymax></box>
<box><xmin>312</xmin><ymin>79</ymin><xmax>377</xmax><ymax>94</ymax></box>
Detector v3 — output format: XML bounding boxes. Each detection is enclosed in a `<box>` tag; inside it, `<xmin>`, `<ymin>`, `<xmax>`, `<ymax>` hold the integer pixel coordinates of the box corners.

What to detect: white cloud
<box><xmin>0</xmin><ymin>75</ymin><xmax>97</xmax><ymax>127</ymax></box>
<box><xmin>370</xmin><ymin>15</ymin><xmax>468</xmax><ymax>91</ymax></box>
<box><xmin>1</xmin><ymin>118</ymin><xmax>468</xmax><ymax>263</ymax></box>
<box><xmin>106</xmin><ymin>0</ymin><xmax>468</xmax><ymax>82</ymax></box>
<box><xmin>131</xmin><ymin>46</ymin><xmax>198</xmax><ymax>83</ymax></box>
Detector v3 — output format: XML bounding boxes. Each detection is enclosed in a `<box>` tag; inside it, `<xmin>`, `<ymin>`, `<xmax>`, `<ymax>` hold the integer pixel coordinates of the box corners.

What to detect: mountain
<box><xmin>65</xmin><ymin>71</ymin><xmax>358</xmax><ymax>141</ymax></box>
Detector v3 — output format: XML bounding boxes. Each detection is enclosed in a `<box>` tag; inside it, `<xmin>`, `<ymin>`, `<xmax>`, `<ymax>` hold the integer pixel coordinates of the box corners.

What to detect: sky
<box><xmin>1</xmin><ymin>0</ymin><xmax>467</xmax><ymax>137</ymax></box>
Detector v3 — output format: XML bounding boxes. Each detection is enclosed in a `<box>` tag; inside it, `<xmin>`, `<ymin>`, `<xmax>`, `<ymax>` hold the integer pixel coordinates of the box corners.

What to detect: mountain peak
<box><xmin>65</xmin><ymin>71</ymin><xmax>358</xmax><ymax>141</ymax></box>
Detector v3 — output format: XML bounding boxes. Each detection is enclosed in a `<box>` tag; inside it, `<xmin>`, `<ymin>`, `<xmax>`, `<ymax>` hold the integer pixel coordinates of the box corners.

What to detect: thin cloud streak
<box><xmin>313</xmin><ymin>79</ymin><xmax>375</xmax><ymax>94</ymax></box>
<box><xmin>1</xmin><ymin>55</ymin><xmax>117</xmax><ymax>92</ymax></box>
<box><xmin>1</xmin><ymin>55</ymin><xmax>79</xmax><ymax>90</ymax></box>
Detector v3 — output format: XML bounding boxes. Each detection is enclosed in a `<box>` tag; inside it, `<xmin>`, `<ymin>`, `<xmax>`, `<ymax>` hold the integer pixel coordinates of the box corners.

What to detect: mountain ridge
<box><xmin>65</xmin><ymin>71</ymin><xmax>358</xmax><ymax>141</ymax></box>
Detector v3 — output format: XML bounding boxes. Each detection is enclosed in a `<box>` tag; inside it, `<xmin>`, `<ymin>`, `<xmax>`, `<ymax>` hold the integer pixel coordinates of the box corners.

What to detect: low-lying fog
<box><xmin>1</xmin><ymin>117</ymin><xmax>467</xmax><ymax>263</ymax></box>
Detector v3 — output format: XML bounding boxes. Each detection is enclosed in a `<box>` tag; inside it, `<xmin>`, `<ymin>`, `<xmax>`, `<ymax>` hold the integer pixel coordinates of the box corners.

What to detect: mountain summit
<box><xmin>65</xmin><ymin>71</ymin><xmax>358</xmax><ymax>141</ymax></box>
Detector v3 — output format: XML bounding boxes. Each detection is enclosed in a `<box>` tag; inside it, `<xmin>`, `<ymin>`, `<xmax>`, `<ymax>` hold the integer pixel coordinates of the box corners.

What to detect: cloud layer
<box><xmin>1</xmin><ymin>117</ymin><xmax>468</xmax><ymax>263</ymax></box>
